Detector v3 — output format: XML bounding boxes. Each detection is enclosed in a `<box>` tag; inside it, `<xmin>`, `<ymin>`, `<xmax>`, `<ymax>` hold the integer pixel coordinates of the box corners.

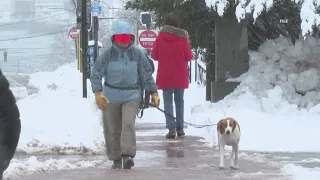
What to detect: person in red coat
<box><xmin>151</xmin><ymin>13</ymin><xmax>193</xmax><ymax>139</ymax></box>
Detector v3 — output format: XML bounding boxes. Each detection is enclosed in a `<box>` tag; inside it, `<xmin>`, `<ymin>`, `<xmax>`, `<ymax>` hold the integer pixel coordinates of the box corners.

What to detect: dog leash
<box><xmin>137</xmin><ymin>106</ymin><xmax>217</xmax><ymax>128</ymax></box>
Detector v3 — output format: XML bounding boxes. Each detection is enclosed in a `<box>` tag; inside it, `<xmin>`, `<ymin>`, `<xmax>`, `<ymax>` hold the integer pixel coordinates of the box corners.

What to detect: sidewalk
<box><xmin>17</xmin><ymin>123</ymin><xmax>287</xmax><ymax>180</ymax></box>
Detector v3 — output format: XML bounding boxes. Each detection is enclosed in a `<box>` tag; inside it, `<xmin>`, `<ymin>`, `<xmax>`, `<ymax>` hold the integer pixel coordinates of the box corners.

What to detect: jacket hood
<box><xmin>111</xmin><ymin>21</ymin><xmax>134</xmax><ymax>36</ymax></box>
<box><xmin>111</xmin><ymin>21</ymin><xmax>135</xmax><ymax>48</ymax></box>
<box><xmin>159</xmin><ymin>25</ymin><xmax>189</xmax><ymax>41</ymax></box>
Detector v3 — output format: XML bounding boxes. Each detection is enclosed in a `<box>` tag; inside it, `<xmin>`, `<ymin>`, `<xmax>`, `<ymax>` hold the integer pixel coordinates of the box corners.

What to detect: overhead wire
<box><xmin>3</xmin><ymin>47</ymin><xmax>64</xmax><ymax>50</ymax></box>
<box><xmin>0</xmin><ymin>30</ymin><xmax>66</xmax><ymax>41</ymax></box>
<box><xmin>2</xmin><ymin>54</ymin><xmax>60</xmax><ymax>63</ymax></box>
<box><xmin>0</xmin><ymin>26</ymin><xmax>70</xmax><ymax>38</ymax></box>
<box><xmin>0</xmin><ymin>12</ymin><xmax>69</xmax><ymax>26</ymax></box>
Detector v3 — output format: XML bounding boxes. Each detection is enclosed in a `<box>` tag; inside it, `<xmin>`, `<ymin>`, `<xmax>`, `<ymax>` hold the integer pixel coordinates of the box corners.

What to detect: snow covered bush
<box><xmin>227</xmin><ymin>35</ymin><xmax>320</xmax><ymax>111</ymax></box>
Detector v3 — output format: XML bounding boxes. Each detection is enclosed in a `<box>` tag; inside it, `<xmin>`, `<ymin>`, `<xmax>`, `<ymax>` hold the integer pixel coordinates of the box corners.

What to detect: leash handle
<box><xmin>136</xmin><ymin>90</ymin><xmax>151</xmax><ymax>119</ymax></box>
<box><xmin>137</xmin><ymin>107</ymin><xmax>144</xmax><ymax>118</ymax></box>
<box><xmin>144</xmin><ymin>91</ymin><xmax>151</xmax><ymax>108</ymax></box>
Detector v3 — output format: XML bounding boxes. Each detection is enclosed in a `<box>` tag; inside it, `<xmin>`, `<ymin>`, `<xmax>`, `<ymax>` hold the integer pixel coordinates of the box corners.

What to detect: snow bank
<box><xmin>11</xmin><ymin>87</ymin><xmax>28</xmax><ymax>100</ymax></box>
<box><xmin>186</xmin><ymin>37</ymin><xmax>320</xmax><ymax>152</ymax></box>
<box><xmin>188</xmin><ymin>99</ymin><xmax>320</xmax><ymax>152</ymax></box>
<box><xmin>187</xmin><ymin>36</ymin><xmax>320</xmax><ymax>179</ymax></box>
<box><xmin>3</xmin><ymin>156</ymin><xmax>104</xmax><ymax>180</ymax></box>
<box><xmin>227</xmin><ymin>35</ymin><xmax>320</xmax><ymax>112</ymax></box>
<box><xmin>282</xmin><ymin>164</ymin><xmax>320</xmax><ymax>180</ymax></box>
<box><xmin>17</xmin><ymin>63</ymin><xmax>105</xmax><ymax>155</ymax></box>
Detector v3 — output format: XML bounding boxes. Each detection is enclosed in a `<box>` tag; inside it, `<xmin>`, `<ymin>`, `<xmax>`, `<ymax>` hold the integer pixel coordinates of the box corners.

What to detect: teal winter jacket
<box><xmin>90</xmin><ymin>21</ymin><xmax>157</xmax><ymax>104</ymax></box>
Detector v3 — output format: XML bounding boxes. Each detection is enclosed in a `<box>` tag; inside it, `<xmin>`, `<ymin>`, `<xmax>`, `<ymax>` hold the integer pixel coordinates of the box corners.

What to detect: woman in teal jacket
<box><xmin>90</xmin><ymin>21</ymin><xmax>160</xmax><ymax>169</ymax></box>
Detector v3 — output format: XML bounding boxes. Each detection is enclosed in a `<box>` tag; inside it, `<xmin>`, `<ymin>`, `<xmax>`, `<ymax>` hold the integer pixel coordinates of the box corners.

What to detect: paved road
<box><xmin>14</xmin><ymin>123</ymin><xmax>288</xmax><ymax>180</ymax></box>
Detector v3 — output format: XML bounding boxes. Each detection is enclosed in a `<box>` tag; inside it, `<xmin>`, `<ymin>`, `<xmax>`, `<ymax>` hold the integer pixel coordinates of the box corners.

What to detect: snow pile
<box><xmin>186</xmin><ymin>36</ymin><xmax>320</xmax><ymax>179</ymax></box>
<box><xmin>17</xmin><ymin>63</ymin><xmax>105</xmax><ymax>155</ymax></box>
<box><xmin>227</xmin><ymin>35</ymin><xmax>320</xmax><ymax>112</ymax></box>
<box><xmin>3</xmin><ymin>156</ymin><xmax>104</xmax><ymax>180</ymax></box>
<box><xmin>11</xmin><ymin>87</ymin><xmax>28</xmax><ymax>100</ymax></box>
<box><xmin>281</xmin><ymin>164</ymin><xmax>320</xmax><ymax>180</ymax></box>
<box><xmin>205</xmin><ymin>0</ymin><xmax>320</xmax><ymax>36</ymax></box>
<box><xmin>6</xmin><ymin>74</ymin><xmax>38</xmax><ymax>100</ymax></box>
<box><xmin>188</xmin><ymin>100</ymin><xmax>320</xmax><ymax>152</ymax></box>
<box><xmin>183</xmin><ymin>36</ymin><xmax>320</xmax><ymax>151</ymax></box>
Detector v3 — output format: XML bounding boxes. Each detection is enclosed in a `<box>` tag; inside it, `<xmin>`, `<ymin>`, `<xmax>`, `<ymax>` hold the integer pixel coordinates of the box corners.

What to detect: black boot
<box><xmin>166</xmin><ymin>129</ymin><xmax>176</xmax><ymax>139</ymax></box>
<box><xmin>122</xmin><ymin>155</ymin><xmax>134</xmax><ymax>169</ymax></box>
<box><xmin>111</xmin><ymin>160</ymin><xmax>122</xmax><ymax>169</ymax></box>
<box><xmin>177</xmin><ymin>128</ymin><xmax>185</xmax><ymax>137</ymax></box>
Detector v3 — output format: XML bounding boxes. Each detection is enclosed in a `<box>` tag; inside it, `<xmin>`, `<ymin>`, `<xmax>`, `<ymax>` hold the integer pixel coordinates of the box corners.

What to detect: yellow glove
<box><xmin>150</xmin><ymin>92</ymin><xmax>160</xmax><ymax>107</ymax></box>
<box><xmin>94</xmin><ymin>91</ymin><xmax>109</xmax><ymax>111</ymax></box>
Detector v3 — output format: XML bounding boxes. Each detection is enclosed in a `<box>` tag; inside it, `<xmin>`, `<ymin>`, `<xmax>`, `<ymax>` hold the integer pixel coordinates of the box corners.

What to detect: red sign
<box><xmin>138</xmin><ymin>30</ymin><xmax>157</xmax><ymax>49</ymax></box>
<box><xmin>69</xmin><ymin>27</ymin><xmax>78</xmax><ymax>40</ymax></box>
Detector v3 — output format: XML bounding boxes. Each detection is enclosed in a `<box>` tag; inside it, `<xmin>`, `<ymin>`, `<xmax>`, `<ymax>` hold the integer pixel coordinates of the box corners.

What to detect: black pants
<box><xmin>0</xmin><ymin>104</ymin><xmax>21</xmax><ymax>179</ymax></box>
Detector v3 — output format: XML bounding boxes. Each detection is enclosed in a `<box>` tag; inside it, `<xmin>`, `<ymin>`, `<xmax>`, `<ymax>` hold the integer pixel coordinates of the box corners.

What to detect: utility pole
<box><xmin>93</xmin><ymin>16</ymin><xmax>99</xmax><ymax>63</ymax></box>
<box><xmin>141</xmin><ymin>12</ymin><xmax>152</xmax><ymax>107</ymax></box>
<box><xmin>81</xmin><ymin>0</ymin><xmax>89</xmax><ymax>98</ymax></box>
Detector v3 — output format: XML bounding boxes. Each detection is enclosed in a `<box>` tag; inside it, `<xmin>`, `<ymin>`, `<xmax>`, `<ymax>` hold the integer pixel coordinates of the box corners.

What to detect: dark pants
<box><xmin>0</xmin><ymin>104</ymin><xmax>21</xmax><ymax>179</ymax></box>
<box><xmin>162</xmin><ymin>89</ymin><xmax>184</xmax><ymax>130</ymax></box>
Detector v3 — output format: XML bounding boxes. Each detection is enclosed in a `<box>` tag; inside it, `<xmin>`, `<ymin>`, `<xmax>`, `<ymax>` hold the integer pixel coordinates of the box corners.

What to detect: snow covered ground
<box><xmin>6</xmin><ymin>36</ymin><xmax>320</xmax><ymax>179</ymax></box>
<box><xmin>185</xmin><ymin>36</ymin><xmax>320</xmax><ymax>179</ymax></box>
<box><xmin>4</xmin><ymin>64</ymin><xmax>107</xmax><ymax>179</ymax></box>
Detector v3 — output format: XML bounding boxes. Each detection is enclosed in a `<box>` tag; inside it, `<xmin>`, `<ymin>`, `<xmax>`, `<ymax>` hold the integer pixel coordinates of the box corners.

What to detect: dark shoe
<box><xmin>123</xmin><ymin>156</ymin><xmax>134</xmax><ymax>169</ymax></box>
<box><xmin>166</xmin><ymin>130</ymin><xmax>176</xmax><ymax>139</ymax></box>
<box><xmin>177</xmin><ymin>129</ymin><xmax>185</xmax><ymax>137</ymax></box>
<box><xmin>111</xmin><ymin>160</ymin><xmax>122</xmax><ymax>169</ymax></box>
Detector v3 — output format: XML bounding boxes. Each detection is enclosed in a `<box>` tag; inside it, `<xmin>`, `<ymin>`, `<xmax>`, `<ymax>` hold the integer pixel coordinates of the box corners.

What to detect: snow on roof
<box><xmin>205</xmin><ymin>0</ymin><xmax>320</xmax><ymax>36</ymax></box>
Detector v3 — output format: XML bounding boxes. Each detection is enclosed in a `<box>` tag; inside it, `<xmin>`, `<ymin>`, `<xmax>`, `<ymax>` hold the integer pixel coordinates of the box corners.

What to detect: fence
<box><xmin>188</xmin><ymin>55</ymin><xmax>206</xmax><ymax>86</ymax></box>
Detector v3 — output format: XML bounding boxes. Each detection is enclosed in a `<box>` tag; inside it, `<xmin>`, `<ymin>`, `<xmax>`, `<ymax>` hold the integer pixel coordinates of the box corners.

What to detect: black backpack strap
<box><xmin>146</xmin><ymin>55</ymin><xmax>155</xmax><ymax>73</ymax></box>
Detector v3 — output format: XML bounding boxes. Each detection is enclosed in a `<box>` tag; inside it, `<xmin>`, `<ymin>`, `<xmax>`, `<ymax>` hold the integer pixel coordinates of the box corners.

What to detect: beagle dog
<box><xmin>217</xmin><ymin>117</ymin><xmax>241</xmax><ymax>170</ymax></box>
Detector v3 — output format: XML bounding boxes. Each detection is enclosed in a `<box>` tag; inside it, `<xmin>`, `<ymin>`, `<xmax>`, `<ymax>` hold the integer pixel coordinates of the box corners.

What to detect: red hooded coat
<box><xmin>151</xmin><ymin>25</ymin><xmax>193</xmax><ymax>89</ymax></box>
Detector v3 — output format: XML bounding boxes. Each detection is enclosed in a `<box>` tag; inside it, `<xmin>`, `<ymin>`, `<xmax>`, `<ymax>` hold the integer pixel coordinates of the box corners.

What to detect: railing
<box><xmin>196</xmin><ymin>59</ymin><xmax>206</xmax><ymax>86</ymax></box>
<box><xmin>188</xmin><ymin>55</ymin><xmax>206</xmax><ymax>86</ymax></box>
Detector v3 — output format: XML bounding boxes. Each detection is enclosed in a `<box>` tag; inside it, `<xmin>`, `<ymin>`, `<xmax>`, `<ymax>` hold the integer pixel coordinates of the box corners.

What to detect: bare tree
<box><xmin>51</xmin><ymin>32</ymin><xmax>76</xmax><ymax>65</ymax></box>
<box><xmin>98</xmin><ymin>20</ymin><xmax>112</xmax><ymax>48</ymax></box>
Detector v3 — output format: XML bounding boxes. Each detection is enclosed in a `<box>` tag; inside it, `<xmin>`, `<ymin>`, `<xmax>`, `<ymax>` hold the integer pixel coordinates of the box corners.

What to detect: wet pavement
<box><xmin>15</xmin><ymin>123</ymin><xmax>288</xmax><ymax>180</ymax></box>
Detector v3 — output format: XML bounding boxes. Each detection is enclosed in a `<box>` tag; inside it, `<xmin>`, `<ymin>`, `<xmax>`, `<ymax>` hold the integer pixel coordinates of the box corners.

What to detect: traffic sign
<box><xmin>69</xmin><ymin>27</ymin><xmax>78</xmax><ymax>40</ymax></box>
<box><xmin>91</xmin><ymin>1</ymin><xmax>102</xmax><ymax>16</ymax></box>
<box><xmin>138</xmin><ymin>30</ymin><xmax>158</xmax><ymax>49</ymax></box>
<box><xmin>140</xmin><ymin>12</ymin><xmax>152</xmax><ymax>25</ymax></box>
<box><xmin>88</xmin><ymin>47</ymin><xmax>94</xmax><ymax>56</ymax></box>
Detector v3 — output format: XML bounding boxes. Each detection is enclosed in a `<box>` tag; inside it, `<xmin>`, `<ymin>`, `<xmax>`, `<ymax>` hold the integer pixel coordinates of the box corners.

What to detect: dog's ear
<box><xmin>217</xmin><ymin>119</ymin><xmax>225</xmax><ymax>134</ymax></box>
<box><xmin>237</xmin><ymin>121</ymin><xmax>240</xmax><ymax>132</ymax></box>
<box><xmin>230</xmin><ymin>118</ymin><xmax>237</xmax><ymax>132</ymax></box>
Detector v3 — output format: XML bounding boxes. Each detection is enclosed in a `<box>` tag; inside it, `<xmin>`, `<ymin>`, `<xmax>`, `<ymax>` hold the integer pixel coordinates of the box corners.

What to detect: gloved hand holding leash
<box><xmin>94</xmin><ymin>91</ymin><xmax>109</xmax><ymax>111</ymax></box>
<box><xmin>94</xmin><ymin>91</ymin><xmax>160</xmax><ymax>112</ymax></box>
<box><xmin>150</xmin><ymin>92</ymin><xmax>160</xmax><ymax>107</ymax></box>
